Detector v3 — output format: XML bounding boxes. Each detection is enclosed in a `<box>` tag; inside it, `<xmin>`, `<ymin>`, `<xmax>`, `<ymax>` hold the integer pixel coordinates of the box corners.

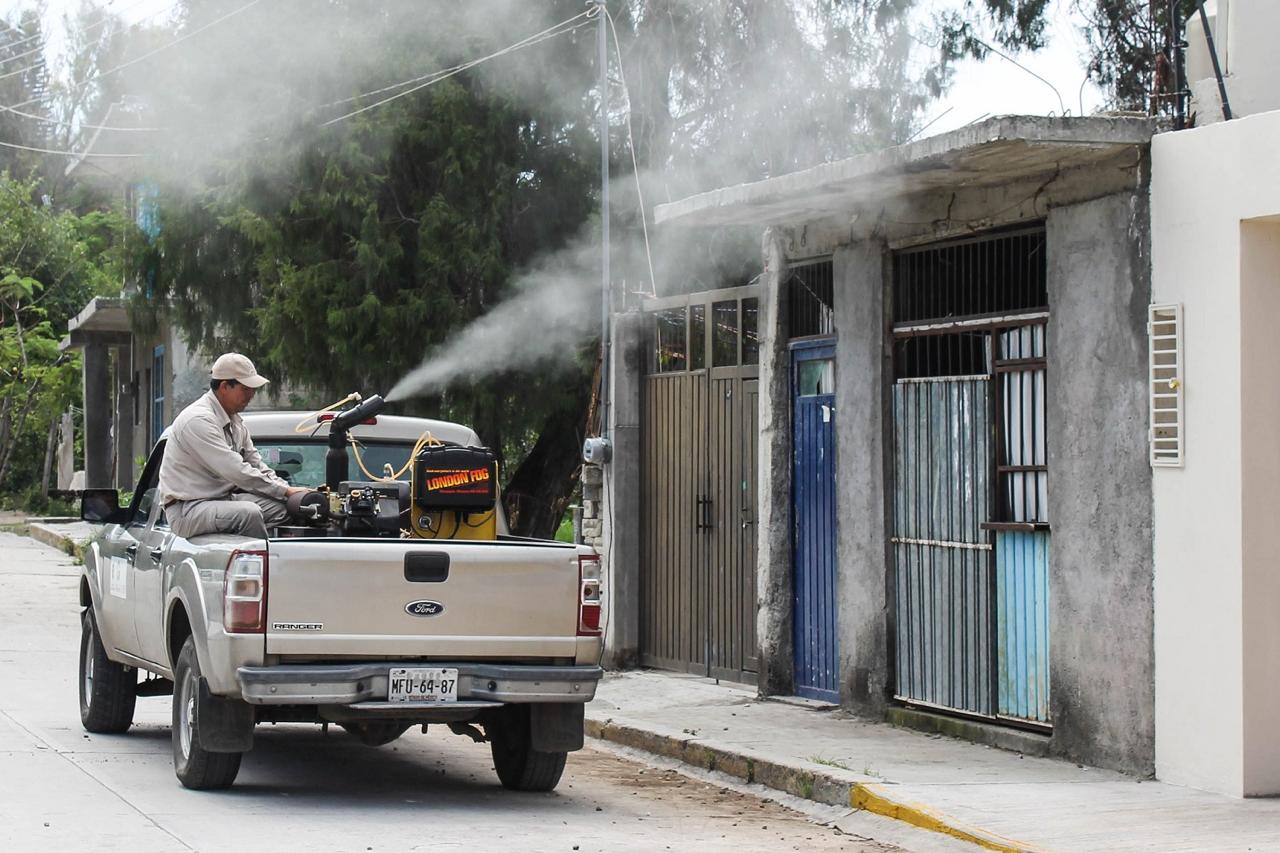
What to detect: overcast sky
<box><xmin>3</xmin><ymin>0</ymin><xmax>1103</xmax><ymax>143</ymax></box>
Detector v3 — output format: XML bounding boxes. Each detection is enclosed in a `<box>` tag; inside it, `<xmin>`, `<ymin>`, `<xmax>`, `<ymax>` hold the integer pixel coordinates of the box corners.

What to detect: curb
<box><xmin>27</xmin><ymin>523</ymin><xmax>85</xmax><ymax>561</ymax></box>
<box><xmin>585</xmin><ymin>717</ymin><xmax>1045</xmax><ymax>853</ymax></box>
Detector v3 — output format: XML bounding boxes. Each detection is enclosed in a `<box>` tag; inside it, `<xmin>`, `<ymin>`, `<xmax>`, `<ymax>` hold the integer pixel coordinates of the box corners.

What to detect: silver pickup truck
<box><xmin>77</xmin><ymin>406</ymin><xmax>603</xmax><ymax>792</ymax></box>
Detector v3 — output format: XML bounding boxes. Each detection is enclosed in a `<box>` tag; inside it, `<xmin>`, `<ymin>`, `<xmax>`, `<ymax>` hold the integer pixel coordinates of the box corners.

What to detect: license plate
<box><xmin>387</xmin><ymin>667</ymin><xmax>458</xmax><ymax>703</ymax></box>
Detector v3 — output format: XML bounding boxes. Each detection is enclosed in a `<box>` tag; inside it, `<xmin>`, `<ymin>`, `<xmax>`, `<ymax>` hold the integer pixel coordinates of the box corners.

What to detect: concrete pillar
<box><xmin>602</xmin><ymin>311</ymin><xmax>646</xmax><ymax>670</ymax></box>
<box><xmin>1046</xmin><ymin>192</ymin><xmax>1154</xmax><ymax>776</ymax></box>
<box><xmin>82</xmin><ymin>339</ymin><xmax>112</xmax><ymax>489</ymax></box>
<box><xmin>831</xmin><ymin>242</ymin><xmax>890</xmax><ymax>709</ymax></box>
<box><xmin>756</xmin><ymin>228</ymin><xmax>793</xmax><ymax>696</ymax></box>
<box><xmin>113</xmin><ymin>345</ymin><xmax>135</xmax><ymax>490</ymax></box>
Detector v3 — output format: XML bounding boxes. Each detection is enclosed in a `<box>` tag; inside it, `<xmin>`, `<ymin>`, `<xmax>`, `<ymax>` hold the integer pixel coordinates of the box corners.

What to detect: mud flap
<box><xmin>529</xmin><ymin>702</ymin><xmax>584</xmax><ymax>753</ymax></box>
<box><xmin>197</xmin><ymin>678</ymin><xmax>255</xmax><ymax>753</ymax></box>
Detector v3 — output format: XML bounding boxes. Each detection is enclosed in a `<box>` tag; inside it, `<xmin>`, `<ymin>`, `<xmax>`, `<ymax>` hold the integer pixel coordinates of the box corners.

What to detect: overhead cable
<box><xmin>0</xmin><ymin>136</ymin><xmax>140</xmax><ymax>157</ymax></box>
<box><xmin>604</xmin><ymin>5</ymin><xmax>658</xmax><ymax>299</ymax></box>
<box><xmin>4</xmin><ymin>0</ymin><xmax>262</xmax><ymax>111</ymax></box>
<box><xmin>0</xmin><ymin>1</ymin><xmax>169</xmax><ymax>84</ymax></box>
<box><xmin>0</xmin><ymin>0</ymin><xmax>150</xmax><ymax>55</ymax></box>
<box><xmin>321</xmin><ymin>8</ymin><xmax>595</xmax><ymax>127</ymax></box>
<box><xmin>0</xmin><ymin>101</ymin><xmax>159</xmax><ymax>133</ymax></box>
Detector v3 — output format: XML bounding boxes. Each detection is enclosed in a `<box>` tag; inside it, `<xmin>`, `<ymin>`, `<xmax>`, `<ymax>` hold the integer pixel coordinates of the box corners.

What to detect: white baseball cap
<box><xmin>210</xmin><ymin>353</ymin><xmax>270</xmax><ymax>389</ymax></box>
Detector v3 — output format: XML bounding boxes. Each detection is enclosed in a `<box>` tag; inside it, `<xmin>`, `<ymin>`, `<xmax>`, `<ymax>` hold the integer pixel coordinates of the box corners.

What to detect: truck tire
<box><xmin>172</xmin><ymin>637</ymin><xmax>242</xmax><ymax>790</ymax></box>
<box><xmin>79</xmin><ymin>608</ymin><xmax>137</xmax><ymax>733</ymax></box>
<box><xmin>489</xmin><ymin>706</ymin><xmax>567</xmax><ymax>792</ymax></box>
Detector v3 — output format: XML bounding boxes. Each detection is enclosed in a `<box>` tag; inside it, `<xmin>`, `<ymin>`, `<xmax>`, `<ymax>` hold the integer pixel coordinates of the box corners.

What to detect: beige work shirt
<box><xmin>158</xmin><ymin>391</ymin><xmax>289</xmax><ymax>504</ymax></box>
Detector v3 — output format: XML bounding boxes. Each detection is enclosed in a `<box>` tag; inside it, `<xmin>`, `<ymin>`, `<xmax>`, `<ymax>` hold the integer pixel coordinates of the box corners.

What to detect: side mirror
<box><xmin>81</xmin><ymin>488</ymin><xmax>127</xmax><ymax>524</ymax></box>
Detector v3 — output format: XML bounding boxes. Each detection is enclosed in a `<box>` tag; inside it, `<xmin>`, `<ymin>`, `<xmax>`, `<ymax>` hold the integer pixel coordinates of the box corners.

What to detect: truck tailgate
<box><xmin>264</xmin><ymin>539</ymin><xmax>581</xmax><ymax>658</ymax></box>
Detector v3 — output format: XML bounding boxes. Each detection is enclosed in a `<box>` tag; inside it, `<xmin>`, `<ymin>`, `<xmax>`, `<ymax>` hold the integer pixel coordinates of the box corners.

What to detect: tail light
<box><xmin>578</xmin><ymin>553</ymin><xmax>603</xmax><ymax>636</ymax></box>
<box><xmin>224</xmin><ymin>550</ymin><xmax>268</xmax><ymax>633</ymax></box>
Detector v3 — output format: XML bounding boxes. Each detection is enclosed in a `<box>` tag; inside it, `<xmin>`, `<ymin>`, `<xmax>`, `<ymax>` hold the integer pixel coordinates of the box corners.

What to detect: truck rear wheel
<box><xmin>79</xmin><ymin>608</ymin><xmax>137</xmax><ymax>733</ymax></box>
<box><xmin>172</xmin><ymin>637</ymin><xmax>242</xmax><ymax>790</ymax></box>
<box><xmin>489</xmin><ymin>706</ymin><xmax>567</xmax><ymax>792</ymax></box>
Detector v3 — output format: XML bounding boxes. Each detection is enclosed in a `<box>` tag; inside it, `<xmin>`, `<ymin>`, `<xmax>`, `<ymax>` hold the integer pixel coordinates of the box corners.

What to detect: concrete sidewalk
<box><xmin>585</xmin><ymin>670</ymin><xmax>1280</xmax><ymax>852</ymax></box>
<box><xmin>25</xmin><ymin>521</ymin><xmax>1280</xmax><ymax>851</ymax></box>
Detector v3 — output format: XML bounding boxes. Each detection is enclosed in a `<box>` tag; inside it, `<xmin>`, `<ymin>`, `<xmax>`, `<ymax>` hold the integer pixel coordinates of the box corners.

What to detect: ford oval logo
<box><xmin>405</xmin><ymin>599</ymin><xmax>444</xmax><ymax>617</ymax></box>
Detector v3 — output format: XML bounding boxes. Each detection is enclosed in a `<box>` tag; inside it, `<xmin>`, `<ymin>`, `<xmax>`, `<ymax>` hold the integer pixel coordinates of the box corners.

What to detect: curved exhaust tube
<box><xmin>325</xmin><ymin>394</ymin><xmax>386</xmax><ymax>489</ymax></box>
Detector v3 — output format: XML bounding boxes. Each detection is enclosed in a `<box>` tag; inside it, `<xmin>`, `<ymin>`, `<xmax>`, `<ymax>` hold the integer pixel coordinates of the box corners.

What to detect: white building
<box><xmin>1151</xmin><ymin>0</ymin><xmax>1280</xmax><ymax>797</ymax></box>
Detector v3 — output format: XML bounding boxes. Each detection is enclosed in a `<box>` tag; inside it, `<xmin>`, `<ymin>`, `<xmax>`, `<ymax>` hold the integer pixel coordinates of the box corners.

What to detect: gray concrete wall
<box><xmin>1045</xmin><ymin>188</ymin><xmax>1154</xmax><ymax>776</ymax></box>
<box><xmin>756</xmin><ymin>229</ymin><xmax>795</xmax><ymax>695</ymax></box>
<box><xmin>82</xmin><ymin>340</ymin><xmax>112</xmax><ymax>488</ymax></box>
<box><xmin>603</xmin><ymin>311</ymin><xmax>647</xmax><ymax>670</ymax></box>
<box><xmin>831</xmin><ymin>242</ymin><xmax>892</xmax><ymax>710</ymax></box>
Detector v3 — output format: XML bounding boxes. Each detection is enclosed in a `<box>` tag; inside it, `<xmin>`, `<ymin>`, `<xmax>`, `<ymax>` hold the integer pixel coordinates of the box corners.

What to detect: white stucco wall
<box><xmin>1151</xmin><ymin>109</ymin><xmax>1280</xmax><ymax>796</ymax></box>
<box><xmin>1187</xmin><ymin>0</ymin><xmax>1280</xmax><ymax>122</ymax></box>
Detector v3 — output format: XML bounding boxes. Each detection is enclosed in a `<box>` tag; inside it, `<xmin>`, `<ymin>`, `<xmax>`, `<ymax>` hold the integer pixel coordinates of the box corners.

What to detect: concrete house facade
<box><xmin>602</xmin><ymin>0</ymin><xmax>1280</xmax><ymax>795</ymax></box>
<box><xmin>605</xmin><ymin>114</ymin><xmax>1160</xmax><ymax>777</ymax></box>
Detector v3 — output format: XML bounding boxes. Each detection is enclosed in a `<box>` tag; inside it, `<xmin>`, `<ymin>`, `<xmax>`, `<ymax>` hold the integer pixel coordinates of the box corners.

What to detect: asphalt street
<box><xmin>0</xmin><ymin>531</ymin><xmax>908</xmax><ymax>853</ymax></box>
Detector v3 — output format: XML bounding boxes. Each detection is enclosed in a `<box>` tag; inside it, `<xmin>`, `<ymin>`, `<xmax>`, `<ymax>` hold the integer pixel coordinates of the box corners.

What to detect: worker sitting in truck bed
<box><xmin>159</xmin><ymin>353</ymin><xmax>308</xmax><ymax>539</ymax></box>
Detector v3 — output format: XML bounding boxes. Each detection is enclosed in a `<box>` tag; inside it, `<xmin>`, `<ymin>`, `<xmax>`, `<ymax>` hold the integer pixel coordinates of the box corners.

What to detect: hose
<box><xmin>292</xmin><ymin>392</ymin><xmax>362</xmax><ymax>434</ymax></box>
<box><xmin>347</xmin><ymin>429</ymin><xmax>442</xmax><ymax>483</ymax></box>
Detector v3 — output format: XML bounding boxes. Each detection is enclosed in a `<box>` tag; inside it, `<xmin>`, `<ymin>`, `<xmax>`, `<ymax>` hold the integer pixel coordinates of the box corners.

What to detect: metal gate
<box><xmin>640</xmin><ymin>287</ymin><xmax>760</xmax><ymax>683</ymax></box>
<box><xmin>890</xmin><ymin>227</ymin><xmax>1052</xmax><ymax>727</ymax></box>
<box><xmin>792</xmin><ymin>340</ymin><xmax>838</xmax><ymax>701</ymax></box>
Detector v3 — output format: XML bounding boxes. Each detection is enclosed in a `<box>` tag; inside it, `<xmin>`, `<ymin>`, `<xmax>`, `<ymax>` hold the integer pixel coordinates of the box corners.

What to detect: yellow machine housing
<box><xmin>408</xmin><ymin>444</ymin><xmax>498</xmax><ymax>540</ymax></box>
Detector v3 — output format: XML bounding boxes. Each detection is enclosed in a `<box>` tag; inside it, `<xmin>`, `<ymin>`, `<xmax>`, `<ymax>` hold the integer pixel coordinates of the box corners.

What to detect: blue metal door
<box><xmin>792</xmin><ymin>341</ymin><xmax>838</xmax><ymax>701</ymax></box>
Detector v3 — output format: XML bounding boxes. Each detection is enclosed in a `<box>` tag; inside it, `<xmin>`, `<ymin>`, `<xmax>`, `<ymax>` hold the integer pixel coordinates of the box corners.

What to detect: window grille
<box><xmin>894</xmin><ymin>227</ymin><xmax>1047</xmax><ymax>325</ymax></box>
<box><xmin>1148</xmin><ymin>304</ymin><xmax>1184</xmax><ymax>467</ymax></box>
<box><xmin>788</xmin><ymin>259</ymin><xmax>834</xmax><ymax>338</ymax></box>
<box><xmin>652</xmin><ymin>308</ymin><xmax>687</xmax><ymax>374</ymax></box>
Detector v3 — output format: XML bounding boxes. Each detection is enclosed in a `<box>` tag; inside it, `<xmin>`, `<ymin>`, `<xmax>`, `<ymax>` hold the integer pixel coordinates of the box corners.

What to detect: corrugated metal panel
<box><xmin>892</xmin><ymin>377</ymin><xmax>993</xmax><ymax>716</ymax></box>
<box><xmin>793</xmin><ymin>344</ymin><xmax>838</xmax><ymax>702</ymax></box>
<box><xmin>996</xmin><ymin>530</ymin><xmax>1050</xmax><ymax>722</ymax></box>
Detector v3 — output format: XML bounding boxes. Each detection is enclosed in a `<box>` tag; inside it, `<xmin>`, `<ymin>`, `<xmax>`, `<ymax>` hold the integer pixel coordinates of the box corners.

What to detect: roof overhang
<box><xmin>654</xmin><ymin>115</ymin><xmax>1159</xmax><ymax>228</ymax></box>
<box><xmin>61</xmin><ymin>296</ymin><xmax>132</xmax><ymax>351</ymax></box>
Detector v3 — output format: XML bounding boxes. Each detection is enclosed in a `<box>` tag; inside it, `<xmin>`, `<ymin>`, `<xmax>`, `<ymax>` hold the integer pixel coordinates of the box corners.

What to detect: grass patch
<box><xmin>809</xmin><ymin>755</ymin><xmax>853</xmax><ymax>771</ymax></box>
<box><xmin>554</xmin><ymin>515</ymin><xmax>574</xmax><ymax>543</ymax></box>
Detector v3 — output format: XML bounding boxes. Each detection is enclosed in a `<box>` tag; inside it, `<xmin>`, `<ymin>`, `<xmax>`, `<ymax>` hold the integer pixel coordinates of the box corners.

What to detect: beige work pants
<box><xmin>167</xmin><ymin>492</ymin><xmax>289</xmax><ymax>540</ymax></box>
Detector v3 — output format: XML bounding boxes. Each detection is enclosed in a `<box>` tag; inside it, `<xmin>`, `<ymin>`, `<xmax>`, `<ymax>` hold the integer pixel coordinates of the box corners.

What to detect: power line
<box><xmin>0</xmin><ymin>1</ymin><xmax>168</xmax><ymax>84</ymax></box>
<box><xmin>0</xmin><ymin>101</ymin><xmax>159</xmax><ymax>132</ymax></box>
<box><xmin>0</xmin><ymin>136</ymin><xmax>140</xmax><ymax>157</ymax></box>
<box><xmin>0</xmin><ymin>0</ymin><xmax>151</xmax><ymax>61</ymax></box>
<box><xmin>604</xmin><ymin>5</ymin><xmax>656</xmax><ymax>295</ymax></box>
<box><xmin>320</xmin><ymin>9</ymin><xmax>595</xmax><ymax>127</ymax></box>
<box><xmin>5</xmin><ymin>0</ymin><xmax>262</xmax><ymax>111</ymax></box>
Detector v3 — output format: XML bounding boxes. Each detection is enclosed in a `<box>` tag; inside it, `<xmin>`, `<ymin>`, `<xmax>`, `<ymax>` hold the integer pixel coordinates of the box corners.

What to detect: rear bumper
<box><xmin>236</xmin><ymin>662</ymin><xmax>602</xmax><ymax>706</ymax></box>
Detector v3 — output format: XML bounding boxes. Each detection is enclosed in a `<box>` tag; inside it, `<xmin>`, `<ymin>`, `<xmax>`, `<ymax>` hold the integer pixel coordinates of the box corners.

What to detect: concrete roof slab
<box><xmin>67</xmin><ymin>296</ymin><xmax>130</xmax><ymax>334</ymax></box>
<box><xmin>654</xmin><ymin>115</ymin><xmax>1159</xmax><ymax>228</ymax></box>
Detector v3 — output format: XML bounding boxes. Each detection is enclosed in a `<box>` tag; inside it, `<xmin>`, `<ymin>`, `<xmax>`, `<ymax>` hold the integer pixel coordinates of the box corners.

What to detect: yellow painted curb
<box><xmin>851</xmin><ymin>783</ymin><xmax>1048</xmax><ymax>853</ymax></box>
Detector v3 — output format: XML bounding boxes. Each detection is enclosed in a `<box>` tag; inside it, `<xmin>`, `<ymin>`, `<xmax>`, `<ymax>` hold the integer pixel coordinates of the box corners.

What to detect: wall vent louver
<box><xmin>1149</xmin><ymin>303</ymin><xmax>1184</xmax><ymax>467</ymax></box>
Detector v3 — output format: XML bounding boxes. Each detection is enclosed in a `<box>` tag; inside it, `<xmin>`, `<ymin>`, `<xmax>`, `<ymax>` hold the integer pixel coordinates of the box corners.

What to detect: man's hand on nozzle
<box><xmin>285</xmin><ymin>486</ymin><xmax>310</xmax><ymax>498</ymax></box>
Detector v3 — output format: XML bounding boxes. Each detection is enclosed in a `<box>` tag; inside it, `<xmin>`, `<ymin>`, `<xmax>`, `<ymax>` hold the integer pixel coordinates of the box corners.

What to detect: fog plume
<box><xmin>387</xmin><ymin>236</ymin><xmax>602</xmax><ymax>401</ymax></box>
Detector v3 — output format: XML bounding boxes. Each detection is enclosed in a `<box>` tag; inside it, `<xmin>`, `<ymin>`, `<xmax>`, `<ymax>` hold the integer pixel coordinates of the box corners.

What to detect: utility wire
<box><xmin>0</xmin><ymin>1</ymin><xmax>168</xmax><ymax>84</ymax></box>
<box><xmin>0</xmin><ymin>136</ymin><xmax>140</xmax><ymax>157</ymax></box>
<box><xmin>4</xmin><ymin>0</ymin><xmax>262</xmax><ymax>111</ymax></box>
<box><xmin>321</xmin><ymin>8</ymin><xmax>595</xmax><ymax>127</ymax></box>
<box><xmin>322</xmin><ymin>15</ymin><xmax>592</xmax><ymax>112</ymax></box>
<box><xmin>604</xmin><ymin>5</ymin><xmax>657</xmax><ymax>296</ymax></box>
<box><xmin>0</xmin><ymin>100</ymin><xmax>160</xmax><ymax>132</ymax></box>
<box><xmin>0</xmin><ymin>0</ymin><xmax>148</xmax><ymax>55</ymax></box>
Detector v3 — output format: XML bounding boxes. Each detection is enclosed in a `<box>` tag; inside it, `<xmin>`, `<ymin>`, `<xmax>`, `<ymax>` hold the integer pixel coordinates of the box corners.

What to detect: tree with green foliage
<box><xmin>0</xmin><ymin>174</ymin><xmax>132</xmax><ymax>508</ymax></box>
